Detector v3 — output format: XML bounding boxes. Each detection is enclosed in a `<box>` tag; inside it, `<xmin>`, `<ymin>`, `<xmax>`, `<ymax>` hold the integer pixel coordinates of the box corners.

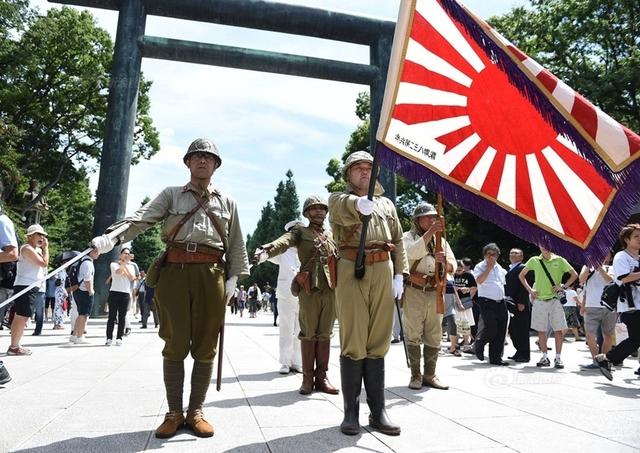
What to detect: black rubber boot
<box><xmin>363</xmin><ymin>358</ymin><xmax>400</xmax><ymax>436</ymax></box>
<box><xmin>339</xmin><ymin>356</ymin><xmax>363</xmax><ymax>435</ymax></box>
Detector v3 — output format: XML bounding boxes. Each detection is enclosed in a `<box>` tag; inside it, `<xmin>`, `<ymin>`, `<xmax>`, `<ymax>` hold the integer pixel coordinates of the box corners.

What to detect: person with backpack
<box><xmin>8</xmin><ymin>224</ymin><xmax>49</xmax><ymax>355</ymax></box>
<box><xmin>0</xmin><ymin>180</ymin><xmax>18</xmax><ymax>382</ymax></box>
<box><xmin>595</xmin><ymin>224</ymin><xmax>640</xmax><ymax>380</ymax></box>
<box><xmin>69</xmin><ymin>248</ymin><xmax>99</xmax><ymax>344</ymax></box>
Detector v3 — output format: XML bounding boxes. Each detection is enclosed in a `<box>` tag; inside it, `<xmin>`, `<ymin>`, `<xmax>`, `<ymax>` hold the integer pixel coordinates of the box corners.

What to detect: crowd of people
<box><xmin>1</xmin><ymin>142</ymin><xmax>638</xmax><ymax>441</ymax></box>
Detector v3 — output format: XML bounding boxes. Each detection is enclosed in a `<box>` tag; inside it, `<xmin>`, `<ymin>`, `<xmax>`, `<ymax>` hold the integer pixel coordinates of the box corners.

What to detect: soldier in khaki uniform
<box><xmin>403</xmin><ymin>202</ymin><xmax>456</xmax><ymax>390</ymax></box>
<box><xmin>255</xmin><ymin>196</ymin><xmax>339</xmax><ymax>395</ymax></box>
<box><xmin>91</xmin><ymin>138</ymin><xmax>249</xmax><ymax>439</ymax></box>
<box><xmin>328</xmin><ymin>151</ymin><xmax>408</xmax><ymax>436</ymax></box>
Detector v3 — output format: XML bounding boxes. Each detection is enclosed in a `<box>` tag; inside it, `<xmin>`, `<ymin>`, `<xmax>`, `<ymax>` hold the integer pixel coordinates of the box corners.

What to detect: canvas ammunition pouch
<box><xmin>291</xmin><ymin>271</ymin><xmax>311</xmax><ymax>297</ymax></box>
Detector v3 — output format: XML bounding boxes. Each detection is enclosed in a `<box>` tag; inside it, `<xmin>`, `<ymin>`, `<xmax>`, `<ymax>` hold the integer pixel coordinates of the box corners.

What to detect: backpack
<box><xmin>600</xmin><ymin>282</ymin><xmax>621</xmax><ymax>311</ymax></box>
<box><xmin>65</xmin><ymin>256</ymin><xmax>92</xmax><ymax>293</ymax></box>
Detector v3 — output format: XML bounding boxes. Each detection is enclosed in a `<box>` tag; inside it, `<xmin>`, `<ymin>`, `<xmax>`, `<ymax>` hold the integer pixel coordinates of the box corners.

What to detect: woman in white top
<box><xmin>8</xmin><ymin>225</ymin><xmax>49</xmax><ymax>356</ymax></box>
<box><xmin>596</xmin><ymin>224</ymin><xmax>640</xmax><ymax>380</ymax></box>
<box><xmin>105</xmin><ymin>248</ymin><xmax>136</xmax><ymax>346</ymax></box>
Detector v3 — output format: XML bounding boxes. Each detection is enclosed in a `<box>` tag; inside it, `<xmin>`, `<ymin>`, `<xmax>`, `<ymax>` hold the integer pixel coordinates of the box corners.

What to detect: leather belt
<box><xmin>406</xmin><ymin>281</ymin><xmax>436</xmax><ymax>292</ymax></box>
<box><xmin>478</xmin><ymin>296</ymin><xmax>504</xmax><ymax>304</ymax></box>
<box><xmin>340</xmin><ymin>249</ymin><xmax>390</xmax><ymax>265</ymax></box>
<box><xmin>166</xmin><ymin>247</ymin><xmax>223</xmax><ymax>264</ymax></box>
<box><xmin>166</xmin><ymin>241</ymin><xmax>222</xmax><ymax>255</ymax></box>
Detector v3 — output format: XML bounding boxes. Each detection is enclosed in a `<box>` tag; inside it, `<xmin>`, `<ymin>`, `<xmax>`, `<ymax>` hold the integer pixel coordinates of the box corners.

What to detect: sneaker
<box><xmin>69</xmin><ymin>336</ymin><xmax>78</xmax><ymax>344</ymax></box>
<box><xmin>391</xmin><ymin>338</ymin><xmax>401</xmax><ymax>344</ymax></box>
<box><xmin>536</xmin><ymin>357</ymin><xmax>551</xmax><ymax>367</ymax></box>
<box><xmin>124</xmin><ymin>328</ymin><xmax>131</xmax><ymax>336</ymax></box>
<box><xmin>279</xmin><ymin>364</ymin><xmax>290</xmax><ymax>374</ymax></box>
<box><xmin>594</xmin><ymin>354</ymin><xmax>613</xmax><ymax>381</ymax></box>
<box><xmin>7</xmin><ymin>346</ymin><xmax>32</xmax><ymax>356</ymax></box>
<box><xmin>115</xmin><ymin>339</ymin><xmax>123</xmax><ymax>346</ymax></box>
<box><xmin>580</xmin><ymin>362</ymin><xmax>599</xmax><ymax>370</ymax></box>
<box><xmin>554</xmin><ymin>357</ymin><xmax>564</xmax><ymax>369</ymax></box>
<box><xmin>290</xmin><ymin>364</ymin><xmax>302</xmax><ymax>373</ymax></box>
<box><xmin>74</xmin><ymin>337</ymin><xmax>89</xmax><ymax>345</ymax></box>
<box><xmin>105</xmin><ymin>339</ymin><xmax>113</xmax><ymax>346</ymax></box>
<box><xmin>0</xmin><ymin>362</ymin><xmax>11</xmax><ymax>385</ymax></box>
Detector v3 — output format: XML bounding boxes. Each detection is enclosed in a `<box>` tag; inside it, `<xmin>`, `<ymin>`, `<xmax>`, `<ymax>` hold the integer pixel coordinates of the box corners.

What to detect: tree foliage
<box><xmin>245</xmin><ymin>171</ymin><xmax>301</xmax><ymax>287</ymax></box>
<box><xmin>0</xmin><ymin>4</ymin><xmax>160</xmax><ymax>262</ymax></box>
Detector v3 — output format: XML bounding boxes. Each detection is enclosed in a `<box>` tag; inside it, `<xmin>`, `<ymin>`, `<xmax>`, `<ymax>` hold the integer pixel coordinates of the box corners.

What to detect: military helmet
<box><xmin>342</xmin><ymin>150</ymin><xmax>373</xmax><ymax>180</ymax></box>
<box><xmin>303</xmin><ymin>195</ymin><xmax>328</xmax><ymax>215</ymax></box>
<box><xmin>183</xmin><ymin>138</ymin><xmax>221</xmax><ymax>167</ymax></box>
<box><xmin>412</xmin><ymin>202</ymin><xmax>437</xmax><ymax>219</ymax></box>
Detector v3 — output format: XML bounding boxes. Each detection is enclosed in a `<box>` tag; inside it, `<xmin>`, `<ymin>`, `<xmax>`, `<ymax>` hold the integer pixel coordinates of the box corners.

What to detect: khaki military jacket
<box><xmin>263</xmin><ymin>224</ymin><xmax>336</xmax><ymax>290</ymax></box>
<box><xmin>328</xmin><ymin>183</ymin><xmax>408</xmax><ymax>276</ymax></box>
<box><xmin>403</xmin><ymin>228</ymin><xmax>456</xmax><ymax>276</ymax></box>
<box><xmin>108</xmin><ymin>182</ymin><xmax>249</xmax><ymax>278</ymax></box>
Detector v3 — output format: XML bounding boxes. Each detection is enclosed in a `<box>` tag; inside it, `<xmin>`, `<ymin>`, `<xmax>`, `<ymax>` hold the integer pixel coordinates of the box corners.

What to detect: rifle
<box><xmin>354</xmin><ymin>148</ymin><xmax>380</xmax><ymax>280</ymax></box>
<box><xmin>434</xmin><ymin>193</ymin><xmax>445</xmax><ymax>315</ymax></box>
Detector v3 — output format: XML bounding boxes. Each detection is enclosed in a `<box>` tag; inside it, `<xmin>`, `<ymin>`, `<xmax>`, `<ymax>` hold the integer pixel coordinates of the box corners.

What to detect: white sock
<box><xmin>542</xmin><ymin>352</ymin><xmax>548</xmax><ymax>359</ymax></box>
<box><xmin>556</xmin><ymin>353</ymin><xmax>561</xmax><ymax>360</ymax></box>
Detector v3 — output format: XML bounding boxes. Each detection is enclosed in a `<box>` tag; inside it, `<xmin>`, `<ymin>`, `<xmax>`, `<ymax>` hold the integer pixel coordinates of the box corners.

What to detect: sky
<box><xmin>32</xmin><ymin>0</ymin><xmax>528</xmax><ymax>237</ymax></box>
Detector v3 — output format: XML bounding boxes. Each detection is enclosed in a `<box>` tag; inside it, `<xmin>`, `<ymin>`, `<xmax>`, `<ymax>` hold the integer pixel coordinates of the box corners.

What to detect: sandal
<box><xmin>449</xmin><ymin>349</ymin><xmax>461</xmax><ymax>357</ymax></box>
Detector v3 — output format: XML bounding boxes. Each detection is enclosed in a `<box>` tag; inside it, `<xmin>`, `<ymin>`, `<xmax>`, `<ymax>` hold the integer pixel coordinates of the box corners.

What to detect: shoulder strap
<box><xmin>167</xmin><ymin>203</ymin><xmax>201</xmax><ymax>242</ymax></box>
<box><xmin>538</xmin><ymin>259</ymin><xmax>558</xmax><ymax>286</ymax></box>
<box><xmin>190</xmin><ymin>192</ymin><xmax>228</xmax><ymax>252</ymax></box>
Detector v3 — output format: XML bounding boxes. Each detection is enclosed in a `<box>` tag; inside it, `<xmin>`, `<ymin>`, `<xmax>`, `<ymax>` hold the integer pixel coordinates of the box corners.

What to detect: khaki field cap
<box><xmin>26</xmin><ymin>224</ymin><xmax>48</xmax><ymax>237</ymax></box>
<box><xmin>342</xmin><ymin>150</ymin><xmax>373</xmax><ymax>180</ymax></box>
<box><xmin>303</xmin><ymin>195</ymin><xmax>328</xmax><ymax>215</ymax></box>
<box><xmin>183</xmin><ymin>138</ymin><xmax>221</xmax><ymax>167</ymax></box>
<box><xmin>412</xmin><ymin>202</ymin><xmax>437</xmax><ymax>219</ymax></box>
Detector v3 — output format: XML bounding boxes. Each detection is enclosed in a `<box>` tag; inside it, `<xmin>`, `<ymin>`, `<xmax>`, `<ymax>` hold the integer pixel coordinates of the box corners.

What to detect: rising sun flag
<box><xmin>376</xmin><ymin>0</ymin><xmax>640</xmax><ymax>264</ymax></box>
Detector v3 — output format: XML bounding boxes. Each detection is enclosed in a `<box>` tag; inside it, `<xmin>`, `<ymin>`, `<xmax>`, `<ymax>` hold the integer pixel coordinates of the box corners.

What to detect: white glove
<box><xmin>253</xmin><ymin>248</ymin><xmax>268</xmax><ymax>265</ymax></box>
<box><xmin>91</xmin><ymin>234</ymin><xmax>115</xmax><ymax>254</ymax></box>
<box><xmin>392</xmin><ymin>274</ymin><xmax>404</xmax><ymax>300</ymax></box>
<box><xmin>225</xmin><ymin>276</ymin><xmax>238</xmax><ymax>303</ymax></box>
<box><xmin>356</xmin><ymin>196</ymin><xmax>375</xmax><ymax>216</ymax></box>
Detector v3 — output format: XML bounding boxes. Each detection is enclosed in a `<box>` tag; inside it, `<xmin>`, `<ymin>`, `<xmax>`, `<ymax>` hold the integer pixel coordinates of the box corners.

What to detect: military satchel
<box><xmin>291</xmin><ymin>271</ymin><xmax>311</xmax><ymax>297</ymax></box>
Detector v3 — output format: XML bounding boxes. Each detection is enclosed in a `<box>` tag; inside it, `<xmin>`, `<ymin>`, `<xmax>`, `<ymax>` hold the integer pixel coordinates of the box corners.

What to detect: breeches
<box><xmin>155</xmin><ymin>263</ymin><xmax>225</xmax><ymax>363</ymax></box>
<box><xmin>298</xmin><ymin>287</ymin><xmax>335</xmax><ymax>341</ymax></box>
<box><xmin>335</xmin><ymin>258</ymin><xmax>393</xmax><ymax>360</ymax></box>
<box><xmin>403</xmin><ymin>286</ymin><xmax>443</xmax><ymax>349</ymax></box>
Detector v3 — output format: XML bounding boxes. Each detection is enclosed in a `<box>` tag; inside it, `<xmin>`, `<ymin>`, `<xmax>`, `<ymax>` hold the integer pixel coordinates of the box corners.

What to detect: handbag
<box><xmin>538</xmin><ymin>259</ymin><xmax>567</xmax><ymax>304</ymax></box>
<box><xmin>459</xmin><ymin>295</ymin><xmax>473</xmax><ymax>310</ymax></box>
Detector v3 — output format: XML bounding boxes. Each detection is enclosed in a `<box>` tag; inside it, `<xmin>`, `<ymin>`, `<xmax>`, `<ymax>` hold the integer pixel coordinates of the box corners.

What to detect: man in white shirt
<box><xmin>472</xmin><ymin>243</ymin><xmax>509</xmax><ymax>365</ymax></box>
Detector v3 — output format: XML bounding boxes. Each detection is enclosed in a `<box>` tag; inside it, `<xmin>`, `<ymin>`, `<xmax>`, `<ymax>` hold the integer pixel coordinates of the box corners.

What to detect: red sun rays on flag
<box><xmin>384</xmin><ymin>0</ymin><xmax>614</xmax><ymax>246</ymax></box>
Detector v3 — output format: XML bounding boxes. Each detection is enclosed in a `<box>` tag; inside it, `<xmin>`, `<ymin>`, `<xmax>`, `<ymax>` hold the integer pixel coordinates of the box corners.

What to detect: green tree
<box><xmin>0</xmin><ymin>6</ymin><xmax>159</xmax><ymax>218</ymax></box>
<box><xmin>131</xmin><ymin>197</ymin><xmax>164</xmax><ymax>271</ymax></box>
<box><xmin>246</xmin><ymin>171</ymin><xmax>301</xmax><ymax>287</ymax></box>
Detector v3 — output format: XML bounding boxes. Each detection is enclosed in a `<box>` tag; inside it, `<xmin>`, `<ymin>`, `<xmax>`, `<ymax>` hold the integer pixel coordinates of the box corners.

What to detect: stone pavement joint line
<box><xmin>1</xmin><ymin>313</ymin><xmax>638</xmax><ymax>452</ymax></box>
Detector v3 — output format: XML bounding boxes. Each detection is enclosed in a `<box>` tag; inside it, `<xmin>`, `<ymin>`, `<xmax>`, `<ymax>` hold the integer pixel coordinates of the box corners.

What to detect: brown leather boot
<box><xmin>155</xmin><ymin>411</ymin><xmax>185</xmax><ymax>438</ymax></box>
<box><xmin>423</xmin><ymin>345</ymin><xmax>449</xmax><ymax>390</ymax></box>
<box><xmin>299</xmin><ymin>340</ymin><xmax>316</xmax><ymax>394</ymax></box>
<box><xmin>314</xmin><ymin>340</ymin><xmax>339</xmax><ymax>394</ymax></box>
<box><xmin>185</xmin><ymin>409</ymin><xmax>214</xmax><ymax>437</ymax></box>
<box><xmin>407</xmin><ymin>345</ymin><xmax>422</xmax><ymax>390</ymax></box>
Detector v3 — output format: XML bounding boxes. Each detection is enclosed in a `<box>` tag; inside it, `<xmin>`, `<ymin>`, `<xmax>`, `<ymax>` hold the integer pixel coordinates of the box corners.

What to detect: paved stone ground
<box><xmin>1</xmin><ymin>309</ymin><xmax>639</xmax><ymax>453</ymax></box>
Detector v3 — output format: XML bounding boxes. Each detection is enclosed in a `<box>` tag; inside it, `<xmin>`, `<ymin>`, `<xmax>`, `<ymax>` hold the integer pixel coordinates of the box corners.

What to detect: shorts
<box><xmin>12</xmin><ymin>285</ymin><xmax>38</xmax><ymax>317</ymax></box>
<box><xmin>74</xmin><ymin>289</ymin><xmax>94</xmax><ymax>316</ymax></box>
<box><xmin>584</xmin><ymin>307</ymin><xmax>617</xmax><ymax>336</ymax></box>
<box><xmin>442</xmin><ymin>314</ymin><xmax>457</xmax><ymax>336</ymax></box>
<box><xmin>531</xmin><ymin>298</ymin><xmax>567</xmax><ymax>332</ymax></box>
<box><xmin>563</xmin><ymin>306</ymin><xmax>581</xmax><ymax>328</ymax></box>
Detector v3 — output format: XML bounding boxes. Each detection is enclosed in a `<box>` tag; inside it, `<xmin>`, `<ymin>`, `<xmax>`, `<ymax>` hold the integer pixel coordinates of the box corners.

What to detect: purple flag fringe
<box><xmin>439</xmin><ymin>0</ymin><xmax>638</xmax><ymax>186</ymax></box>
<box><xmin>377</xmin><ymin>142</ymin><xmax>640</xmax><ymax>266</ymax></box>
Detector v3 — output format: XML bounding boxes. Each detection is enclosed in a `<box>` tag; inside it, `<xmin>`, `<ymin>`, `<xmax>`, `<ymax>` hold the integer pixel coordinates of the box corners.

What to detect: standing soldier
<box><xmin>91</xmin><ymin>138</ymin><xmax>249</xmax><ymax>439</ymax></box>
<box><xmin>403</xmin><ymin>202</ymin><xmax>456</xmax><ymax>390</ymax></box>
<box><xmin>255</xmin><ymin>196</ymin><xmax>339</xmax><ymax>395</ymax></box>
<box><xmin>328</xmin><ymin>151</ymin><xmax>408</xmax><ymax>436</ymax></box>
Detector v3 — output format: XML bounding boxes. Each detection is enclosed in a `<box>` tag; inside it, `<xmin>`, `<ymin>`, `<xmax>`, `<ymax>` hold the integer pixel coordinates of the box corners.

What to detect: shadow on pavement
<box><xmin>11</xmin><ymin>430</ymin><xmax>175</xmax><ymax>453</ymax></box>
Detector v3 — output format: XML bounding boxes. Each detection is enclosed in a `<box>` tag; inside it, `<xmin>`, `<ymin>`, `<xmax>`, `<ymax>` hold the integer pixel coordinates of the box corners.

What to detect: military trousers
<box><xmin>298</xmin><ymin>287</ymin><xmax>335</xmax><ymax>341</ymax></box>
<box><xmin>402</xmin><ymin>286</ymin><xmax>443</xmax><ymax>349</ymax></box>
<box><xmin>155</xmin><ymin>262</ymin><xmax>225</xmax><ymax>363</ymax></box>
<box><xmin>335</xmin><ymin>258</ymin><xmax>393</xmax><ymax>360</ymax></box>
